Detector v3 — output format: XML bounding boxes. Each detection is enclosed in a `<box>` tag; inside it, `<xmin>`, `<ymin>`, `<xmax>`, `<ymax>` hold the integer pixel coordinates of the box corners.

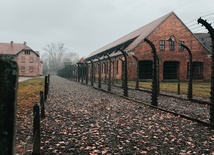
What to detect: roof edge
<box><xmin>16</xmin><ymin>49</ymin><xmax>40</xmax><ymax>57</ymax></box>
<box><xmin>126</xmin><ymin>11</ymin><xmax>175</xmax><ymax>52</ymax></box>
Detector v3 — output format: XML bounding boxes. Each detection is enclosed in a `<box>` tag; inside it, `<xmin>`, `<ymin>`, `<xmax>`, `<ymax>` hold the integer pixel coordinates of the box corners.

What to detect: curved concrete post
<box><xmin>118</xmin><ymin>49</ymin><xmax>128</xmax><ymax>97</ymax></box>
<box><xmin>106</xmin><ymin>55</ymin><xmax>112</xmax><ymax>92</ymax></box>
<box><xmin>180</xmin><ymin>43</ymin><xmax>193</xmax><ymax>100</ymax></box>
<box><xmin>97</xmin><ymin>57</ymin><xmax>102</xmax><ymax>88</ymax></box>
<box><xmin>85</xmin><ymin>62</ymin><xmax>89</xmax><ymax>85</ymax></box>
<box><xmin>89</xmin><ymin>60</ymin><xmax>94</xmax><ymax>87</ymax></box>
<box><xmin>198</xmin><ymin>18</ymin><xmax>214</xmax><ymax>124</ymax></box>
<box><xmin>144</xmin><ymin>38</ymin><xmax>158</xmax><ymax>106</ymax></box>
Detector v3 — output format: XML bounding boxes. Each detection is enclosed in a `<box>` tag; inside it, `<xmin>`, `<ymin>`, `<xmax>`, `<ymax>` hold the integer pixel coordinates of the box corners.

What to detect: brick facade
<box><xmin>16</xmin><ymin>50</ymin><xmax>41</xmax><ymax>76</ymax></box>
<box><xmin>127</xmin><ymin>13</ymin><xmax>211</xmax><ymax>81</ymax></box>
<box><xmin>0</xmin><ymin>42</ymin><xmax>43</xmax><ymax>77</ymax></box>
<box><xmin>87</xmin><ymin>12</ymin><xmax>211</xmax><ymax>82</ymax></box>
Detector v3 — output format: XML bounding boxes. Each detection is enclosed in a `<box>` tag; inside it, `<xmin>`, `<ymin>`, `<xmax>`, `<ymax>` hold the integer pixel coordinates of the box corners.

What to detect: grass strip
<box><xmin>18</xmin><ymin>77</ymin><xmax>44</xmax><ymax>108</ymax></box>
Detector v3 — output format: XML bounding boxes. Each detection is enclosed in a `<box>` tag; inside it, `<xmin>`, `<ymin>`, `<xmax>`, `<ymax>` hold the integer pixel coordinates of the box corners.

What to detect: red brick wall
<box><xmin>88</xmin><ymin>57</ymin><xmax>124</xmax><ymax>81</ymax></box>
<box><xmin>89</xmin><ymin>14</ymin><xmax>211</xmax><ymax>82</ymax></box>
<box><xmin>16</xmin><ymin>51</ymin><xmax>40</xmax><ymax>77</ymax></box>
<box><xmin>39</xmin><ymin>61</ymin><xmax>43</xmax><ymax>75</ymax></box>
<box><xmin>128</xmin><ymin>13</ymin><xmax>211</xmax><ymax>81</ymax></box>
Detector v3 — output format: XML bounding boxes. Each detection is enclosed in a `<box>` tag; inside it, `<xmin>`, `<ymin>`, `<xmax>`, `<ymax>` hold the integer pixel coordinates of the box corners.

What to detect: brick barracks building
<box><xmin>86</xmin><ymin>11</ymin><xmax>211</xmax><ymax>82</ymax></box>
<box><xmin>0</xmin><ymin>41</ymin><xmax>43</xmax><ymax>77</ymax></box>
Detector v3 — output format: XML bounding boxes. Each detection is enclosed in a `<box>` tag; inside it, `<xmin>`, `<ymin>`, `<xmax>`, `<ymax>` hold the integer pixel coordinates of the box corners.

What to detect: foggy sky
<box><xmin>0</xmin><ymin>0</ymin><xmax>213</xmax><ymax>58</ymax></box>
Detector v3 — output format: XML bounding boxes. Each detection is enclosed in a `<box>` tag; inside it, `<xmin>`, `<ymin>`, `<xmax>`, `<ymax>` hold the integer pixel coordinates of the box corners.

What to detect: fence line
<box><xmin>40</xmin><ymin>91</ymin><xmax>45</xmax><ymax>119</ymax></box>
<box><xmin>31</xmin><ymin>74</ymin><xmax>50</xmax><ymax>154</ymax></box>
<box><xmin>14</xmin><ymin>74</ymin><xmax>50</xmax><ymax>154</ymax></box>
<box><xmin>32</xmin><ymin>104</ymin><xmax>41</xmax><ymax>155</ymax></box>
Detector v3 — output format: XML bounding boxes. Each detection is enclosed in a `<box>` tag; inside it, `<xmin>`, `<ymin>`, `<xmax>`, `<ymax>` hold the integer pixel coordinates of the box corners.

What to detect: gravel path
<box><xmin>39</xmin><ymin>76</ymin><xmax>214</xmax><ymax>154</ymax></box>
<box><xmin>92</xmin><ymin>82</ymin><xmax>210</xmax><ymax>123</ymax></box>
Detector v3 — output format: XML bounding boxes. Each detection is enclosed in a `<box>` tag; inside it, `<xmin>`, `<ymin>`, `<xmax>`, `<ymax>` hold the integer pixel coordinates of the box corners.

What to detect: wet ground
<box><xmin>16</xmin><ymin>76</ymin><xmax>214</xmax><ymax>155</ymax></box>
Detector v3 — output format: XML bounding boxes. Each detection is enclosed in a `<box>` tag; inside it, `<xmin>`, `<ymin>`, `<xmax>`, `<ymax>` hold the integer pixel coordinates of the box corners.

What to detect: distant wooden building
<box><xmin>0</xmin><ymin>41</ymin><xmax>43</xmax><ymax>76</ymax></box>
<box><xmin>86</xmin><ymin>12</ymin><xmax>211</xmax><ymax>82</ymax></box>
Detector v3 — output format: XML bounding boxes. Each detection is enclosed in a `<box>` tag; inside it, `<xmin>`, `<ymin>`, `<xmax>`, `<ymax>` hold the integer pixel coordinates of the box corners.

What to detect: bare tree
<box><xmin>42</xmin><ymin>43</ymin><xmax>79</xmax><ymax>74</ymax></box>
<box><xmin>62</xmin><ymin>51</ymin><xmax>79</xmax><ymax>64</ymax></box>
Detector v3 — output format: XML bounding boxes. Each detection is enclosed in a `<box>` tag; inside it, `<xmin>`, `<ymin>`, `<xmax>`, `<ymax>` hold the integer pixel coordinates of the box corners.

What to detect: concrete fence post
<box><xmin>32</xmin><ymin>104</ymin><xmax>41</xmax><ymax>155</ymax></box>
<box><xmin>0</xmin><ymin>56</ymin><xmax>18</xmax><ymax>155</ymax></box>
<box><xmin>40</xmin><ymin>91</ymin><xmax>45</xmax><ymax>119</ymax></box>
<box><xmin>47</xmin><ymin>74</ymin><xmax>50</xmax><ymax>93</ymax></box>
<box><xmin>44</xmin><ymin>76</ymin><xmax>48</xmax><ymax>102</ymax></box>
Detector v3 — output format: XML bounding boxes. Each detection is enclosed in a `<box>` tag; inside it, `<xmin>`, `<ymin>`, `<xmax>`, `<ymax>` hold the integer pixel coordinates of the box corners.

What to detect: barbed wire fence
<box><xmin>17</xmin><ymin>75</ymin><xmax>50</xmax><ymax>155</ymax></box>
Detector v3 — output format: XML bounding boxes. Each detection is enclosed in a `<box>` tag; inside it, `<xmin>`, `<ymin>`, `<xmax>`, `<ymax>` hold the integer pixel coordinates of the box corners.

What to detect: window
<box><xmin>163</xmin><ymin>61</ymin><xmax>180</xmax><ymax>80</ymax></box>
<box><xmin>21</xmin><ymin>56</ymin><xmax>25</xmax><ymax>63</ymax></box>
<box><xmin>105</xmin><ymin>63</ymin><xmax>107</xmax><ymax>74</ymax></box>
<box><xmin>139</xmin><ymin>60</ymin><xmax>153</xmax><ymax>79</ymax></box>
<box><xmin>169</xmin><ymin>41</ymin><xmax>175</xmax><ymax>51</ymax></box>
<box><xmin>21</xmin><ymin>66</ymin><xmax>25</xmax><ymax>72</ymax></box>
<box><xmin>105</xmin><ymin>62</ymin><xmax>108</xmax><ymax>74</ymax></box>
<box><xmin>188</xmin><ymin>62</ymin><xmax>203</xmax><ymax>79</ymax></box>
<box><xmin>179</xmin><ymin>41</ymin><xmax>184</xmax><ymax>51</ymax></box>
<box><xmin>159</xmin><ymin>40</ymin><xmax>165</xmax><ymax>51</ymax></box>
<box><xmin>24</xmin><ymin>51</ymin><xmax>30</xmax><ymax>55</ymax></box>
<box><xmin>116</xmin><ymin>60</ymin><xmax>119</xmax><ymax>74</ymax></box>
<box><xmin>101</xmin><ymin>63</ymin><xmax>104</xmax><ymax>74</ymax></box>
<box><xmin>29</xmin><ymin>57</ymin><xmax>34</xmax><ymax>63</ymax></box>
<box><xmin>101</xmin><ymin>63</ymin><xmax>103</xmax><ymax>74</ymax></box>
<box><xmin>29</xmin><ymin>66</ymin><xmax>33</xmax><ymax>73</ymax></box>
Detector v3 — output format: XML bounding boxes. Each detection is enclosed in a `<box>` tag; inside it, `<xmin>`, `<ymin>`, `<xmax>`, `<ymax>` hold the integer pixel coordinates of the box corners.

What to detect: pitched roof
<box><xmin>79</xmin><ymin>57</ymin><xmax>85</xmax><ymax>63</ymax></box>
<box><xmin>35</xmin><ymin>51</ymin><xmax>40</xmax><ymax>55</ymax></box>
<box><xmin>0</xmin><ymin>42</ymin><xmax>32</xmax><ymax>55</ymax></box>
<box><xmin>194</xmin><ymin>33</ymin><xmax>212</xmax><ymax>52</ymax></box>
<box><xmin>87</xmin><ymin>11</ymin><xmax>174</xmax><ymax>60</ymax></box>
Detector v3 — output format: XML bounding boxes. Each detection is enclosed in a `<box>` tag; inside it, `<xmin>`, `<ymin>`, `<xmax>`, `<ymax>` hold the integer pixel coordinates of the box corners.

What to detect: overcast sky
<box><xmin>0</xmin><ymin>0</ymin><xmax>213</xmax><ymax>58</ymax></box>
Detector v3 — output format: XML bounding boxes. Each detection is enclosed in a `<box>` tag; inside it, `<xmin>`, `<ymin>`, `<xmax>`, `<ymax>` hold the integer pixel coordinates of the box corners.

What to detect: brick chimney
<box><xmin>24</xmin><ymin>41</ymin><xmax>27</xmax><ymax>45</ymax></box>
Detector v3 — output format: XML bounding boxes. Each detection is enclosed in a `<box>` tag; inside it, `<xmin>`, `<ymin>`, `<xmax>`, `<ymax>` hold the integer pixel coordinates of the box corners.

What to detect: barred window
<box><xmin>116</xmin><ymin>60</ymin><xmax>119</xmax><ymax>74</ymax></box>
<box><xmin>29</xmin><ymin>66</ymin><xmax>33</xmax><ymax>72</ymax></box>
<box><xmin>187</xmin><ymin>62</ymin><xmax>203</xmax><ymax>79</ymax></box>
<box><xmin>159</xmin><ymin>40</ymin><xmax>165</xmax><ymax>51</ymax></box>
<box><xmin>21</xmin><ymin>66</ymin><xmax>25</xmax><ymax>72</ymax></box>
<box><xmin>102</xmin><ymin>63</ymin><xmax>105</xmax><ymax>74</ymax></box>
<box><xmin>21</xmin><ymin>56</ymin><xmax>25</xmax><ymax>63</ymax></box>
<box><xmin>179</xmin><ymin>41</ymin><xmax>184</xmax><ymax>51</ymax></box>
<box><xmin>25</xmin><ymin>51</ymin><xmax>30</xmax><ymax>55</ymax></box>
<box><xmin>169</xmin><ymin>41</ymin><xmax>175</xmax><ymax>51</ymax></box>
<box><xmin>29</xmin><ymin>57</ymin><xmax>34</xmax><ymax>63</ymax></box>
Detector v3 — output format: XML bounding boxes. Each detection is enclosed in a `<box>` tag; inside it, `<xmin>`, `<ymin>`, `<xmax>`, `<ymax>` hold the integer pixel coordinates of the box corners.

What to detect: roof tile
<box><xmin>87</xmin><ymin>11</ymin><xmax>174</xmax><ymax>59</ymax></box>
<box><xmin>0</xmin><ymin>42</ymin><xmax>32</xmax><ymax>55</ymax></box>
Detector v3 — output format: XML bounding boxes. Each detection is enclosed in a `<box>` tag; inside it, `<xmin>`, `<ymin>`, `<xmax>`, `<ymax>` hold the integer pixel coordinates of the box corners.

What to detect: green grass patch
<box><xmin>18</xmin><ymin>78</ymin><xmax>44</xmax><ymax>107</ymax></box>
<box><xmin>128</xmin><ymin>80</ymin><xmax>211</xmax><ymax>99</ymax></box>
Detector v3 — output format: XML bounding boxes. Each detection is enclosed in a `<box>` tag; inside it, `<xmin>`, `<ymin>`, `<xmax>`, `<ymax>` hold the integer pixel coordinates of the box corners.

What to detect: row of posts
<box><xmin>59</xmin><ymin>17</ymin><xmax>214</xmax><ymax>125</ymax></box>
<box><xmin>62</xmin><ymin>46</ymin><xmax>193</xmax><ymax>106</ymax></box>
<box><xmin>32</xmin><ymin>74</ymin><xmax>50</xmax><ymax>155</ymax></box>
<box><xmin>0</xmin><ymin>53</ymin><xmax>51</xmax><ymax>155</ymax></box>
<box><xmin>60</xmin><ymin>47</ymin><xmax>158</xmax><ymax>105</ymax></box>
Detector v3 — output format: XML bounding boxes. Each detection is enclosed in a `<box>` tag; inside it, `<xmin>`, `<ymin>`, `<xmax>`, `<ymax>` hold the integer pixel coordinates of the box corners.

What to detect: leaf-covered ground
<box><xmin>16</xmin><ymin>78</ymin><xmax>44</xmax><ymax>154</ymax></box>
<box><xmin>39</xmin><ymin>76</ymin><xmax>214</xmax><ymax>154</ymax></box>
<box><xmin>92</xmin><ymin>82</ymin><xmax>210</xmax><ymax>123</ymax></box>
